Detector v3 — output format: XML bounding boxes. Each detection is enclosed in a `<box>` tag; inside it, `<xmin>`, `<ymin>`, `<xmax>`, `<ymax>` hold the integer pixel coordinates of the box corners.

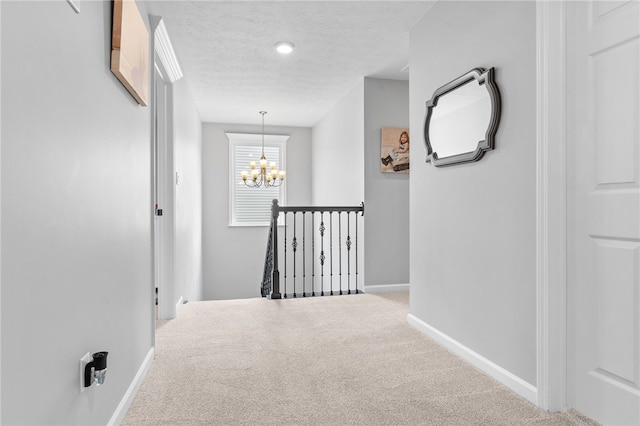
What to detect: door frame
<box><xmin>0</xmin><ymin>2</ymin><xmax>3</xmax><ymax>419</ymax></box>
<box><xmin>153</xmin><ymin>58</ymin><xmax>175</xmax><ymax>322</ymax></box>
<box><xmin>150</xmin><ymin>16</ymin><xmax>183</xmax><ymax>330</ymax></box>
<box><xmin>536</xmin><ymin>0</ymin><xmax>568</xmax><ymax>412</ymax></box>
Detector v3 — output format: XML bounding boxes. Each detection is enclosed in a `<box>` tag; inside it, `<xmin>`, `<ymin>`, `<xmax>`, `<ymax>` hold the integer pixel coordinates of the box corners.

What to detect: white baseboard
<box><xmin>364</xmin><ymin>283</ymin><xmax>410</xmax><ymax>293</ymax></box>
<box><xmin>407</xmin><ymin>313</ymin><xmax>538</xmax><ymax>405</ymax></box>
<box><xmin>108</xmin><ymin>347</ymin><xmax>155</xmax><ymax>426</ymax></box>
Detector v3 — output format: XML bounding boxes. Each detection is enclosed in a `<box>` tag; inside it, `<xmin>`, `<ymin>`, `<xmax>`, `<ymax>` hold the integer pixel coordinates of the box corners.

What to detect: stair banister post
<box><xmin>270</xmin><ymin>199</ymin><xmax>282</xmax><ymax>299</ymax></box>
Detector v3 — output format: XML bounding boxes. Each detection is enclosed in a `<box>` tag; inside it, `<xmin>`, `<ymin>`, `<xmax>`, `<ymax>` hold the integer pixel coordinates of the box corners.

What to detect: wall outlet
<box><xmin>80</xmin><ymin>352</ymin><xmax>92</xmax><ymax>393</ymax></box>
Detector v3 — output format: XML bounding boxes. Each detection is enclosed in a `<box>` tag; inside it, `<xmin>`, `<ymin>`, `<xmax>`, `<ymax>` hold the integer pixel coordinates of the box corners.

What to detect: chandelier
<box><xmin>241</xmin><ymin>111</ymin><xmax>286</xmax><ymax>187</ymax></box>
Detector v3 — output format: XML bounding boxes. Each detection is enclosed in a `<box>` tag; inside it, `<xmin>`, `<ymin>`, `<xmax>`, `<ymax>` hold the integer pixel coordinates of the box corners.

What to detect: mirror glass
<box><xmin>423</xmin><ymin>68</ymin><xmax>500</xmax><ymax>167</ymax></box>
<box><xmin>428</xmin><ymin>80</ymin><xmax>491</xmax><ymax>157</ymax></box>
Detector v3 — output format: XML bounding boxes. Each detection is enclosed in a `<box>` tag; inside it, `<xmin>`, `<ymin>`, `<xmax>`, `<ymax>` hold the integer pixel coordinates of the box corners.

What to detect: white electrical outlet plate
<box><xmin>80</xmin><ymin>352</ymin><xmax>91</xmax><ymax>393</ymax></box>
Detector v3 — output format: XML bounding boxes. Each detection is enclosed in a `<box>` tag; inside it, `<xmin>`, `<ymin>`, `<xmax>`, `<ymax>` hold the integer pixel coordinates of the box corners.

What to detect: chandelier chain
<box><xmin>240</xmin><ymin>111</ymin><xmax>286</xmax><ymax>188</ymax></box>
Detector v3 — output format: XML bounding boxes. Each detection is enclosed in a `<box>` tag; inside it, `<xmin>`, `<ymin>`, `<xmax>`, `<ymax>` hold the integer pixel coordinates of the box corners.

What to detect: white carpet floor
<box><xmin>123</xmin><ymin>292</ymin><xmax>599</xmax><ymax>426</ymax></box>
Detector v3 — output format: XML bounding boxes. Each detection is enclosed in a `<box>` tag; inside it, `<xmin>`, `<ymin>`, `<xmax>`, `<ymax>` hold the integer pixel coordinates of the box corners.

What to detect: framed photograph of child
<box><xmin>380</xmin><ymin>127</ymin><xmax>410</xmax><ymax>173</ymax></box>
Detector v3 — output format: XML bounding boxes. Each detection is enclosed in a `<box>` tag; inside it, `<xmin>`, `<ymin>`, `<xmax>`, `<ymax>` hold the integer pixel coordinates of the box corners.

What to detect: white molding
<box><xmin>364</xmin><ymin>283</ymin><xmax>409</xmax><ymax>293</ymax></box>
<box><xmin>0</xmin><ymin>2</ymin><xmax>3</xmax><ymax>420</ymax></box>
<box><xmin>107</xmin><ymin>347</ymin><xmax>155</xmax><ymax>426</ymax></box>
<box><xmin>152</xmin><ymin>18</ymin><xmax>183</xmax><ymax>83</ymax></box>
<box><xmin>225</xmin><ymin>133</ymin><xmax>290</xmax><ymax>144</ymax></box>
<box><xmin>407</xmin><ymin>314</ymin><xmax>538</xmax><ymax>405</ymax></box>
<box><xmin>536</xmin><ymin>0</ymin><xmax>567</xmax><ymax>412</ymax></box>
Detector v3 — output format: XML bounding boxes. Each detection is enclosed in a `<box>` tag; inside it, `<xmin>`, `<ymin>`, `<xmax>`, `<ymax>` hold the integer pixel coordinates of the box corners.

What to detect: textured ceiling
<box><xmin>146</xmin><ymin>1</ymin><xmax>435</xmax><ymax>127</ymax></box>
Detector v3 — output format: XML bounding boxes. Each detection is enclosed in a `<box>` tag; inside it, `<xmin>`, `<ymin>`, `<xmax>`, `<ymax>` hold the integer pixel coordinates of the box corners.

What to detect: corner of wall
<box><xmin>362</xmin><ymin>77</ymin><xmax>410</xmax><ymax>287</ymax></box>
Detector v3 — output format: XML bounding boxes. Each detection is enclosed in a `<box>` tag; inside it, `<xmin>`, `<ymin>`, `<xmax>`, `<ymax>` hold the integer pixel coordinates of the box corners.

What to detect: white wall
<box><xmin>311</xmin><ymin>78</ymin><xmax>410</xmax><ymax>291</ymax></box>
<box><xmin>312</xmin><ymin>81</ymin><xmax>365</xmax><ymax>205</ymax></box>
<box><xmin>0</xmin><ymin>1</ymin><xmax>4</xmax><ymax>421</ymax></box>
<box><xmin>409</xmin><ymin>0</ymin><xmax>537</xmax><ymax>387</ymax></box>
<box><xmin>1</xmin><ymin>1</ymin><xmax>155</xmax><ymax>424</ymax></box>
<box><xmin>173</xmin><ymin>78</ymin><xmax>203</xmax><ymax>303</ymax></box>
<box><xmin>363</xmin><ymin>78</ymin><xmax>410</xmax><ymax>287</ymax></box>
<box><xmin>311</xmin><ymin>81</ymin><xmax>366</xmax><ymax>291</ymax></box>
<box><xmin>202</xmin><ymin>123</ymin><xmax>312</xmax><ymax>300</ymax></box>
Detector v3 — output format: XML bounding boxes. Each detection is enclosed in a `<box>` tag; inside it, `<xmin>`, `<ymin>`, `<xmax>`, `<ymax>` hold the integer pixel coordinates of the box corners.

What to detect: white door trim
<box><xmin>153</xmin><ymin>57</ymin><xmax>176</xmax><ymax>322</ymax></box>
<box><xmin>151</xmin><ymin>16</ymin><xmax>180</xmax><ymax>323</ymax></box>
<box><xmin>536</xmin><ymin>0</ymin><xmax>568</xmax><ymax>412</ymax></box>
<box><xmin>0</xmin><ymin>2</ymin><xmax>3</xmax><ymax>418</ymax></box>
<box><xmin>152</xmin><ymin>18</ymin><xmax>183</xmax><ymax>83</ymax></box>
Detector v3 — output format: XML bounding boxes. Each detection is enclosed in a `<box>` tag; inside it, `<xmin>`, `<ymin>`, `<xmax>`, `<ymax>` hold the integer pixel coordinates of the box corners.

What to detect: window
<box><xmin>228</xmin><ymin>132</ymin><xmax>288</xmax><ymax>226</ymax></box>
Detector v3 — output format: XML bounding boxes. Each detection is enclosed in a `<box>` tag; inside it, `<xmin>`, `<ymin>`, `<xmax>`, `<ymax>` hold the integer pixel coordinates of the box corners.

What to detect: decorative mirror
<box><xmin>423</xmin><ymin>67</ymin><xmax>501</xmax><ymax>167</ymax></box>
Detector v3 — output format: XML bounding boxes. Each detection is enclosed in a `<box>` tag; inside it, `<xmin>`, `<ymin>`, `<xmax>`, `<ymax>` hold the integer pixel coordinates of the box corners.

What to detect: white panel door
<box><xmin>567</xmin><ymin>1</ymin><xmax>640</xmax><ymax>424</ymax></box>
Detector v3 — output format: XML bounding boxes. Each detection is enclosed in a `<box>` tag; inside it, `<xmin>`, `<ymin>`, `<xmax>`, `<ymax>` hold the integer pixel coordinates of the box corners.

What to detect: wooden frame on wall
<box><xmin>111</xmin><ymin>0</ymin><xmax>149</xmax><ymax>106</ymax></box>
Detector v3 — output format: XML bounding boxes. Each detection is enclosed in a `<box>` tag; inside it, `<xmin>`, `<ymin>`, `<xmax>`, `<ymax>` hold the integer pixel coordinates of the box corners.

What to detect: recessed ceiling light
<box><xmin>274</xmin><ymin>41</ymin><xmax>295</xmax><ymax>55</ymax></box>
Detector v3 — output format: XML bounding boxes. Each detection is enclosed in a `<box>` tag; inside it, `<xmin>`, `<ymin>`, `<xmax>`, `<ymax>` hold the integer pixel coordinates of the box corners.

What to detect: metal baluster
<box><xmin>346</xmin><ymin>212</ymin><xmax>352</xmax><ymax>295</ymax></box>
<box><xmin>320</xmin><ymin>212</ymin><xmax>325</xmax><ymax>296</ymax></box>
<box><xmin>355</xmin><ymin>209</ymin><xmax>359</xmax><ymax>294</ymax></box>
<box><xmin>312</xmin><ymin>213</ymin><xmax>316</xmax><ymax>297</ymax></box>
<box><xmin>302</xmin><ymin>212</ymin><xmax>307</xmax><ymax>297</ymax></box>
<box><xmin>270</xmin><ymin>199</ymin><xmax>281</xmax><ymax>299</ymax></box>
<box><xmin>330</xmin><ymin>212</ymin><xmax>333</xmax><ymax>295</ymax></box>
<box><xmin>292</xmin><ymin>212</ymin><xmax>298</xmax><ymax>297</ymax></box>
<box><xmin>284</xmin><ymin>212</ymin><xmax>287</xmax><ymax>298</ymax></box>
<box><xmin>265</xmin><ymin>202</ymin><xmax>364</xmax><ymax>300</ymax></box>
<box><xmin>339</xmin><ymin>212</ymin><xmax>343</xmax><ymax>295</ymax></box>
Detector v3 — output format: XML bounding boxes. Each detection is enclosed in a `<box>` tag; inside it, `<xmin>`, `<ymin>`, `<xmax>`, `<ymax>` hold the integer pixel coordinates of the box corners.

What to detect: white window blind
<box><xmin>228</xmin><ymin>133</ymin><xmax>287</xmax><ymax>226</ymax></box>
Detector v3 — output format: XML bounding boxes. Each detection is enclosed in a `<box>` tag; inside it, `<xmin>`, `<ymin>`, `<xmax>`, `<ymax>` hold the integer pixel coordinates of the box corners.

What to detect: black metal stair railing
<box><xmin>261</xmin><ymin>199</ymin><xmax>364</xmax><ymax>299</ymax></box>
<box><xmin>261</xmin><ymin>220</ymin><xmax>274</xmax><ymax>297</ymax></box>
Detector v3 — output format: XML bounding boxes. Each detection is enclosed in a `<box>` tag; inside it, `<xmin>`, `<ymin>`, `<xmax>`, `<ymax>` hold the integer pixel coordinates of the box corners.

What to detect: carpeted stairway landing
<box><xmin>123</xmin><ymin>292</ymin><xmax>598</xmax><ymax>425</ymax></box>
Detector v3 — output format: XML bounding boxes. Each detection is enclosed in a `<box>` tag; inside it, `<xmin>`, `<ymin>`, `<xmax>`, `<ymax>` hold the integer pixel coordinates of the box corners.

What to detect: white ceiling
<box><xmin>146</xmin><ymin>1</ymin><xmax>435</xmax><ymax>127</ymax></box>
